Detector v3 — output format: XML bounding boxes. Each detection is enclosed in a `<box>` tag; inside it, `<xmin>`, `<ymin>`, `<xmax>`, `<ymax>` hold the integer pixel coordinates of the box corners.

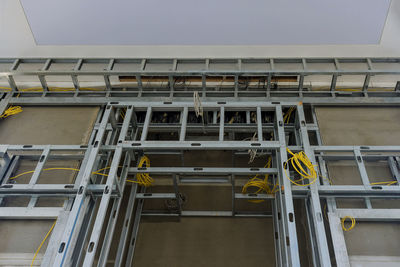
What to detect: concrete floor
<box><xmin>0</xmin><ymin>106</ymin><xmax>98</xmax><ymax>264</ymax></box>
<box><xmin>316</xmin><ymin>107</ymin><xmax>400</xmax><ymax>265</ymax></box>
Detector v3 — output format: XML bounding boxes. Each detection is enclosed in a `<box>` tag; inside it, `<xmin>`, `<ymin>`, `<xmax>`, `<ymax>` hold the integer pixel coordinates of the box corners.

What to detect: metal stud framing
<box><xmin>1</xmin><ymin>58</ymin><xmax>400</xmax><ymax>267</ymax></box>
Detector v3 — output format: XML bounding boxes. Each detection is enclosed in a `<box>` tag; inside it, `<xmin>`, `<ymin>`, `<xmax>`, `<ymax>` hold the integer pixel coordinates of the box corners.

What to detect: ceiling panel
<box><xmin>21</xmin><ymin>0</ymin><xmax>391</xmax><ymax>45</ymax></box>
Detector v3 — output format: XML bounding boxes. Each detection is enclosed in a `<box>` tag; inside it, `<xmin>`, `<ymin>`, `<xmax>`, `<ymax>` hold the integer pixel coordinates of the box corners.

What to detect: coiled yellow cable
<box><xmin>0</xmin><ymin>106</ymin><xmax>23</xmax><ymax>119</ymax></box>
<box><xmin>341</xmin><ymin>216</ymin><xmax>356</xmax><ymax>231</ymax></box>
<box><xmin>126</xmin><ymin>156</ymin><xmax>154</xmax><ymax>187</ymax></box>
<box><xmin>242</xmin><ymin>157</ymin><xmax>280</xmax><ymax>203</ymax></box>
<box><xmin>284</xmin><ymin>148</ymin><xmax>318</xmax><ymax>186</ymax></box>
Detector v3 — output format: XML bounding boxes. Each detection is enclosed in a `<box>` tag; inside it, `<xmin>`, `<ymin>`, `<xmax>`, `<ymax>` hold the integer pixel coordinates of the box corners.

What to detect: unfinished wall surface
<box><xmin>316</xmin><ymin>107</ymin><xmax>400</xmax><ymax>266</ymax></box>
<box><xmin>0</xmin><ymin>107</ymin><xmax>99</xmax><ymax>265</ymax></box>
<box><xmin>134</xmin><ymin>217</ymin><xmax>274</xmax><ymax>267</ymax></box>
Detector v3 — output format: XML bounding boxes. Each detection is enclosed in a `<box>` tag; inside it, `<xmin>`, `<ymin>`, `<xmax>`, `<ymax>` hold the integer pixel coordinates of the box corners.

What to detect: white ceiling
<box><xmin>20</xmin><ymin>0</ymin><xmax>390</xmax><ymax>45</ymax></box>
<box><xmin>0</xmin><ymin>0</ymin><xmax>399</xmax><ymax>58</ymax></box>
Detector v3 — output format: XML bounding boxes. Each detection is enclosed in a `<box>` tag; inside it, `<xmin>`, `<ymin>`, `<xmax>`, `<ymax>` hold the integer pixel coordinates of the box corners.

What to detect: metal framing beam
<box><xmin>1</xmin><ymin>58</ymin><xmax>400</xmax><ymax>267</ymax></box>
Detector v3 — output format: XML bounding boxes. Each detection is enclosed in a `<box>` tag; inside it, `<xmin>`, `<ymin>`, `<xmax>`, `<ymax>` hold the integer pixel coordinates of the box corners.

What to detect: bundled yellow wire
<box><xmin>127</xmin><ymin>156</ymin><xmax>154</xmax><ymax>187</ymax></box>
<box><xmin>31</xmin><ymin>220</ymin><xmax>56</xmax><ymax>267</ymax></box>
<box><xmin>120</xmin><ymin>108</ymin><xmax>126</xmax><ymax>119</ymax></box>
<box><xmin>0</xmin><ymin>106</ymin><xmax>23</xmax><ymax>119</ymax></box>
<box><xmin>284</xmin><ymin>148</ymin><xmax>318</xmax><ymax>186</ymax></box>
<box><xmin>341</xmin><ymin>216</ymin><xmax>356</xmax><ymax>231</ymax></box>
<box><xmin>283</xmin><ymin>106</ymin><xmax>296</xmax><ymax>124</ymax></box>
<box><xmin>242</xmin><ymin>157</ymin><xmax>280</xmax><ymax>203</ymax></box>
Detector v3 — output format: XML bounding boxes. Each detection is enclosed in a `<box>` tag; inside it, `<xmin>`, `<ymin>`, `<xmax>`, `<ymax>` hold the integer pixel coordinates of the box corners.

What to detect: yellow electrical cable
<box><xmin>9</xmin><ymin>166</ymin><xmax>118</xmax><ymax>181</ymax></box>
<box><xmin>341</xmin><ymin>216</ymin><xmax>356</xmax><ymax>232</ymax></box>
<box><xmin>0</xmin><ymin>86</ymin><xmax>105</xmax><ymax>93</ymax></box>
<box><xmin>31</xmin><ymin>220</ymin><xmax>56</xmax><ymax>267</ymax></box>
<box><xmin>126</xmin><ymin>156</ymin><xmax>154</xmax><ymax>187</ymax></box>
<box><xmin>242</xmin><ymin>156</ymin><xmax>280</xmax><ymax>203</ymax></box>
<box><xmin>328</xmin><ymin>179</ymin><xmax>397</xmax><ymax>186</ymax></box>
<box><xmin>284</xmin><ymin>148</ymin><xmax>318</xmax><ymax>186</ymax></box>
<box><xmin>370</xmin><ymin>180</ymin><xmax>398</xmax><ymax>185</ymax></box>
<box><xmin>243</xmin><ymin>132</ymin><xmax>280</xmax><ymax>203</ymax></box>
<box><xmin>9</xmin><ymin>167</ymin><xmax>80</xmax><ymax>180</ymax></box>
<box><xmin>323</xmin><ymin>203</ymin><xmax>328</xmax><ymax>221</ymax></box>
<box><xmin>1</xmin><ymin>86</ymin><xmax>394</xmax><ymax>93</ymax></box>
<box><xmin>310</xmin><ymin>86</ymin><xmax>394</xmax><ymax>92</ymax></box>
<box><xmin>0</xmin><ymin>86</ymin><xmax>105</xmax><ymax>98</ymax></box>
<box><xmin>283</xmin><ymin>107</ymin><xmax>296</xmax><ymax>124</ymax></box>
<box><xmin>0</xmin><ymin>86</ymin><xmax>12</xmax><ymax>91</ymax></box>
<box><xmin>336</xmin><ymin>88</ymin><xmax>395</xmax><ymax>92</ymax></box>
<box><xmin>0</xmin><ymin>106</ymin><xmax>23</xmax><ymax>119</ymax></box>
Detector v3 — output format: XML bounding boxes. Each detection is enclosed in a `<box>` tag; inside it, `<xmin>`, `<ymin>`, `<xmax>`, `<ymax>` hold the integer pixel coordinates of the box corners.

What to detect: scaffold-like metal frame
<box><xmin>1</xmin><ymin>58</ymin><xmax>400</xmax><ymax>267</ymax></box>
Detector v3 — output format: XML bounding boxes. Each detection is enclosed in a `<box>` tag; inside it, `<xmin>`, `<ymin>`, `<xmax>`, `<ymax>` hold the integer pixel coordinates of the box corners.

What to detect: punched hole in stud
<box><xmin>317</xmin><ymin>212</ymin><xmax>323</xmax><ymax>221</ymax></box>
<box><xmin>372</xmin><ymin>186</ymin><xmax>382</xmax><ymax>190</ymax></box>
<box><xmin>88</xmin><ymin>242</ymin><xmax>94</xmax><ymax>252</ymax></box>
<box><xmin>191</xmin><ymin>143</ymin><xmax>201</xmax><ymax>146</ymax></box>
<box><xmin>289</xmin><ymin>212</ymin><xmax>294</xmax><ymax>222</ymax></box>
<box><xmin>58</xmin><ymin>243</ymin><xmax>65</xmax><ymax>253</ymax></box>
